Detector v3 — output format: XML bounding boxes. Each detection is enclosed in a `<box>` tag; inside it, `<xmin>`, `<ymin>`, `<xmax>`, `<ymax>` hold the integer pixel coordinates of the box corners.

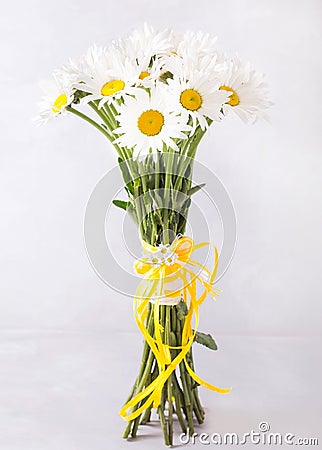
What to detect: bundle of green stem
<box><xmin>123</xmin><ymin>303</ymin><xmax>205</xmax><ymax>445</ymax></box>
<box><xmin>66</xmin><ymin>98</ymin><xmax>211</xmax><ymax>446</ymax></box>
<box><xmin>116</xmin><ymin>151</ymin><xmax>210</xmax><ymax>445</ymax></box>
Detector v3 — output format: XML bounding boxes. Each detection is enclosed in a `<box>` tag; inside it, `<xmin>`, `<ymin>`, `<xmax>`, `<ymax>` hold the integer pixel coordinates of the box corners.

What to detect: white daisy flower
<box><xmin>163</xmin><ymin>252</ymin><xmax>178</xmax><ymax>266</ymax></box>
<box><xmin>159</xmin><ymin>31</ymin><xmax>228</xmax><ymax>92</ymax></box>
<box><xmin>112</xmin><ymin>23</ymin><xmax>175</xmax><ymax>89</ymax></box>
<box><xmin>165</xmin><ymin>64</ymin><xmax>230</xmax><ymax>132</ymax></box>
<box><xmin>149</xmin><ymin>254</ymin><xmax>162</xmax><ymax>267</ymax></box>
<box><xmin>35</xmin><ymin>76</ymin><xmax>74</xmax><ymax>124</ymax></box>
<box><xmin>115</xmin><ymin>23</ymin><xmax>175</xmax><ymax>70</ymax></box>
<box><xmin>219</xmin><ymin>57</ymin><xmax>272</xmax><ymax>123</ymax></box>
<box><xmin>175</xmin><ymin>30</ymin><xmax>223</xmax><ymax>65</ymax></box>
<box><xmin>113</xmin><ymin>87</ymin><xmax>191</xmax><ymax>158</ymax></box>
<box><xmin>55</xmin><ymin>44</ymin><xmax>108</xmax><ymax>86</ymax></box>
<box><xmin>73</xmin><ymin>45</ymin><xmax>139</xmax><ymax>108</ymax></box>
<box><xmin>158</xmin><ymin>243</ymin><xmax>171</xmax><ymax>254</ymax></box>
<box><xmin>135</xmin><ymin>57</ymin><xmax>167</xmax><ymax>88</ymax></box>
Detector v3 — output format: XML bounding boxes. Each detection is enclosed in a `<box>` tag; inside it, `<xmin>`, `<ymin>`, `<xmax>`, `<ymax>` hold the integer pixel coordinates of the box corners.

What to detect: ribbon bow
<box><xmin>119</xmin><ymin>236</ymin><xmax>231</xmax><ymax>421</ymax></box>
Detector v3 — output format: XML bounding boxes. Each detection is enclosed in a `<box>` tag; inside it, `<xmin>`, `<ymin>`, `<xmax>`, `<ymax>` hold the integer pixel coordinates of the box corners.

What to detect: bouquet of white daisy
<box><xmin>37</xmin><ymin>24</ymin><xmax>271</xmax><ymax>446</ymax></box>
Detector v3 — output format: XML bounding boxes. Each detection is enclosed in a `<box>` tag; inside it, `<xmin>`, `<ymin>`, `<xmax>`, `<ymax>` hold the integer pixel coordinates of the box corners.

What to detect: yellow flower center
<box><xmin>139</xmin><ymin>71</ymin><xmax>150</xmax><ymax>80</ymax></box>
<box><xmin>101</xmin><ymin>79</ymin><xmax>125</xmax><ymax>96</ymax></box>
<box><xmin>52</xmin><ymin>93</ymin><xmax>68</xmax><ymax>113</ymax></box>
<box><xmin>180</xmin><ymin>89</ymin><xmax>202</xmax><ymax>111</ymax></box>
<box><xmin>137</xmin><ymin>109</ymin><xmax>164</xmax><ymax>136</ymax></box>
<box><xmin>219</xmin><ymin>85</ymin><xmax>240</xmax><ymax>106</ymax></box>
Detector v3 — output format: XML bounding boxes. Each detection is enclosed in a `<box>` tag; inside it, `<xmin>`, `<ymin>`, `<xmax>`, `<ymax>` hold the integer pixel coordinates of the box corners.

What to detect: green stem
<box><xmin>124</xmin><ymin>304</ymin><xmax>154</xmax><ymax>406</ymax></box>
<box><xmin>87</xmin><ymin>102</ymin><xmax>126</xmax><ymax>159</ymax></box>
<box><xmin>184</xmin><ymin>353</ymin><xmax>203</xmax><ymax>424</ymax></box>
<box><xmin>140</xmin><ymin>350</ymin><xmax>159</xmax><ymax>425</ymax></box>
<box><xmin>155</xmin><ymin>152</ymin><xmax>160</xmax><ymax>191</ymax></box>
<box><xmin>177</xmin><ymin>317</ymin><xmax>194</xmax><ymax>435</ymax></box>
<box><xmin>158</xmin><ymin>388</ymin><xmax>170</xmax><ymax>446</ymax></box>
<box><xmin>89</xmin><ymin>101</ymin><xmax>113</xmax><ymax>129</ymax></box>
<box><xmin>165</xmin><ymin>307</ymin><xmax>173</xmax><ymax>445</ymax></box>
<box><xmin>189</xmin><ymin>348</ymin><xmax>205</xmax><ymax>421</ymax></box>
<box><xmin>136</xmin><ymin>306</ymin><xmax>154</xmax><ymax>382</ymax></box>
<box><xmin>163</xmin><ymin>151</ymin><xmax>174</xmax><ymax>244</ymax></box>
<box><xmin>192</xmin><ymin>391</ymin><xmax>204</xmax><ymax>424</ymax></box>
<box><xmin>66</xmin><ymin>106</ymin><xmax>114</xmax><ymax>142</ymax></box>
<box><xmin>122</xmin><ymin>305</ymin><xmax>154</xmax><ymax>439</ymax></box>
<box><xmin>173</xmin><ymin>127</ymin><xmax>206</xmax><ymax>193</ymax></box>
<box><xmin>122</xmin><ymin>347</ymin><xmax>154</xmax><ymax>438</ymax></box>
<box><xmin>193</xmin><ymin>388</ymin><xmax>205</xmax><ymax>419</ymax></box>
<box><xmin>173</xmin><ymin>372</ymin><xmax>188</xmax><ymax>433</ymax></box>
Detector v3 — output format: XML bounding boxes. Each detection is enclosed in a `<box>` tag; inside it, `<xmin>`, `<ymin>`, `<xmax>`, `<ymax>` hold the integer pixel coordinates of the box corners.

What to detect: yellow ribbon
<box><xmin>119</xmin><ymin>236</ymin><xmax>231</xmax><ymax>421</ymax></box>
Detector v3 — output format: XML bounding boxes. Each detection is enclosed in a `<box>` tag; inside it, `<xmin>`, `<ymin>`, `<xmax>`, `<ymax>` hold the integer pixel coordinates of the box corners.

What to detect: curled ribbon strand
<box><xmin>119</xmin><ymin>236</ymin><xmax>231</xmax><ymax>421</ymax></box>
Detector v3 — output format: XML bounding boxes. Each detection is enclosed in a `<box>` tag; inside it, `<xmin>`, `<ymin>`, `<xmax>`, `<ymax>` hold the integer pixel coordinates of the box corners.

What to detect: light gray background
<box><xmin>1</xmin><ymin>1</ymin><xmax>321</xmax><ymax>449</ymax></box>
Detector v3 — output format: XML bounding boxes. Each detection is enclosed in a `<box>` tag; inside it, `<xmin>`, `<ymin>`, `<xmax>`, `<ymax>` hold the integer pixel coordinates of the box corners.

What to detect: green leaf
<box><xmin>127</xmin><ymin>203</ymin><xmax>138</xmax><ymax>224</ymax></box>
<box><xmin>187</xmin><ymin>183</ymin><xmax>206</xmax><ymax>196</ymax></box>
<box><xmin>176</xmin><ymin>300</ymin><xmax>188</xmax><ymax>320</ymax></box>
<box><xmin>112</xmin><ymin>200</ymin><xmax>130</xmax><ymax>210</ymax></box>
<box><xmin>179</xmin><ymin>197</ymin><xmax>191</xmax><ymax>212</ymax></box>
<box><xmin>193</xmin><ymin>331</ymin><xmax>218</xmax><ymax>350</ymax></box>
